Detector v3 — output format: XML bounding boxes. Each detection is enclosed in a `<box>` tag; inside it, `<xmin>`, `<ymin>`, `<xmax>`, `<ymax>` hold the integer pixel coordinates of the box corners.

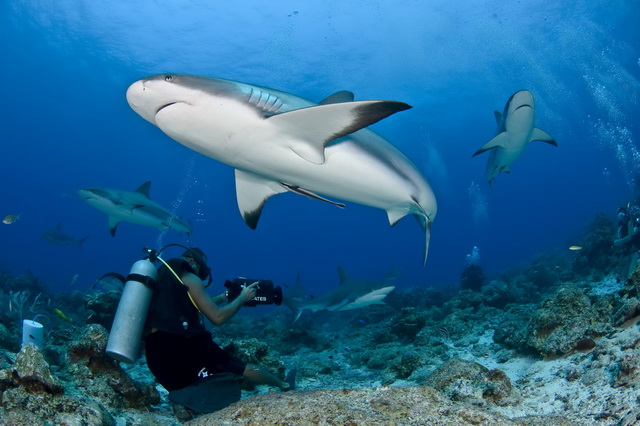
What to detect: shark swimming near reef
<box><xmin>78</xmin><ymin>182</ymin><xmax>192</xmax><ymax>236</ymax></box>
<box><xmin>283</xmin><ymin>267</ymin><xmax>396</xmax><ymax>322</ymax></box>
<box><xmin>472</xmin><ymin>90</ymin><xmax>557</xmax><ymax>186</ymax></box>
<box><xmin>126</xmin><ymin>74</ymin><xmax>437</xmax><ymax>265</ymax></box>
<box><xmin>41</xmin><ymin>223</ymin><xmax>88</xmax><ymax>246</ymax></box>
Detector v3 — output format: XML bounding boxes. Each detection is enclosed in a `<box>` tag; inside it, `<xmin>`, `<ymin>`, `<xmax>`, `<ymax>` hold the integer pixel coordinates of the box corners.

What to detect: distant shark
<box><xmin>283</xmin><ymin>267</ymin><xmax>396</xmax><ymax>322</ymax></box>
<box><xmin>126</xmin><ymin>74</ymin><xmax>437</xmax><ymax>265</ymax></box>
<box><xmin>78</xmin><ymin>182</ymin><xmax>192</xmax><ymax>236</ymax></box>
<box><xmin>472</xmin><ymin>90</ymin><xmax>557</xmax><ymax>186</ymax></box>
<box><xmin>41</xmin><ymin>223</ymin><xmax>88</xmax><ymax>246</ymax></box>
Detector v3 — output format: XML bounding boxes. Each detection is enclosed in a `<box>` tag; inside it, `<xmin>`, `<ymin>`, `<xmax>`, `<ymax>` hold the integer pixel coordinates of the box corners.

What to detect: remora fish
<box><xmin>284</xmin><ymin>267</ymin><xmax>396</xmax><ymax>322</ymax></box>
<box><xmin>78</xmin><ymin>182</ymin><xmax>192</xmax><ymax>237</ymax></box>
<box><xmin>472</xmin><ymin>90</ymin><xmax>557</xmax><ymax>186</ymax></box>
<box><xmin>41</xmin><ymin>223</ymin><xmax>88</xmax><ymax>246</ymax></box>
<box><xmin>126</xmin><ymin>74</ymin><xmax>437</xmax><ymax>264</ymax></box>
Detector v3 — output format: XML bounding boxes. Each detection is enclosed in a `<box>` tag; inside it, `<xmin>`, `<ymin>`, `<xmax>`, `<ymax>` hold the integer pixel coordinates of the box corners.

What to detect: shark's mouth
<box><xmin>514</xmin><ymin>104</ymin><xmax>533</xmax><ymax>112</ymax></box>
<box><xmin>156</xmin><ymin>102</ymin><xmax>178</xmax><ymax>115</ymax></box>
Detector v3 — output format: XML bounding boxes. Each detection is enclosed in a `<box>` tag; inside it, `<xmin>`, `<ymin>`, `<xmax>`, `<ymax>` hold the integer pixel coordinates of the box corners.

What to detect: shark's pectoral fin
<box><xmin>472</xmin><ymin>133</ymin><xmax>508</xmax><ymax>157</ymax></box>
<box><xmin>235</xmin><ymin>169</ymin><xmax>287</xmax><ymax>229</ymax></box>
<box><xmin>267</xmin><ymin>100</ymin><xmax>411</xmax><ymax>164</ymax></box>
<box><xmin>108</xmin><ymin>216</ymin><xmax>121</xmax><ymax>237</ymax></box>
<box><xmin>530</xmin><ymin>128</ymin><xmax>557</xmax><ymax>146</ymax></box>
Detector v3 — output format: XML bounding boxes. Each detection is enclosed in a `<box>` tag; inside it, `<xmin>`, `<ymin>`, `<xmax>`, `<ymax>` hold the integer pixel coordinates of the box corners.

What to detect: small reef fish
<box><xmin>2</xmin><ymin>214</ymin><xmax>20</xmax><ymax>224</ymax></box>
<box><xmin>69</xmin><ymin>274</ymin><xmax>79</xmax><ymax>286</ymax></box>
<box><xmin>569</xmin><ymin>246</ymin><xmax>583</xmax><ymax>251</ymax></box>
<box><xmin>53</xmin><ymin>308</ymin><xmax>72</xmax><ymax>322</ymax></box>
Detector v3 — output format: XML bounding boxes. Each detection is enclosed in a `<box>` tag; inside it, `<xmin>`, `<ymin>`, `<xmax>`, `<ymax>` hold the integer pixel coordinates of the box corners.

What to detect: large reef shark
<box><xmin>126</xmin><ymin>74</ymin><xmax>437</xmax><ymax>265</ymax></box>
<box><xmin>283</xmin><ymin>267</ymin><xmax>396</xmax><ymax>322</ymax></box>
<box><xmin>472</xmin><ymin>90</ymin><xmax>557</xmax><ymax>186</ymax></box>
<box><xmin>78</xmin><ymin>182</ymin><xmax>192</xmax><ymax>236</ymax></box>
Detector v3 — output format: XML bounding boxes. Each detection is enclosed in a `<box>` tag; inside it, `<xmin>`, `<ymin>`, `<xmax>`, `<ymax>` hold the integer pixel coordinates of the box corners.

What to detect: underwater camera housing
<box><xmin>224</xmin><ymin>278</ymin><xmax>282</xmax><ymax>307</ymax></box>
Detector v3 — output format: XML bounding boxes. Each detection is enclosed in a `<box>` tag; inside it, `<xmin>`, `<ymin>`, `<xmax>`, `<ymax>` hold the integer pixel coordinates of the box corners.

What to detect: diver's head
<box><xmin>181</xmin><ymin>247</ymin><xmax>211</xmax><ymax>284</ymax></box>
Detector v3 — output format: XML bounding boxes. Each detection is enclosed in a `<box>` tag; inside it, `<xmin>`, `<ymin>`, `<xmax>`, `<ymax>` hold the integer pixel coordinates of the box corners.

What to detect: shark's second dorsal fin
<box><xmin>135</xmin><ymin>181</ymin><xmax>152</xmax><ymax>198</ymax></box>
<box><xmin>319</xmin><ymin>91</ymin><xmax>355</xmax><ymax>105</ymax></box>
<box><xmin>235</xmin><ymin>169</ymin><xmax>287</xmax><ymax>229</ymax></box>
<box><xmin>472</xmin><ymin>133</ymin><xmax>508</xmax><ymax>157</ymax></box>
<box><xmin>266</xmin><ymin>100</ymin><xmax>411</xmax><ymax>165</ymax></box>
<box><xmin>337</xmin><ymin>266</ymin><xmax>350</xmax><ymax>285</ymax></box>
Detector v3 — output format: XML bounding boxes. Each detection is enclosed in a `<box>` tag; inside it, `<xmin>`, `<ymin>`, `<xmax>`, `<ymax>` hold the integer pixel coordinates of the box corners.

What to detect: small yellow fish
<box><xmin>569</xmin><ymin>246</ymin><xmax>583</xmax><ymax>251</ymax></box>
<box><xmin>53</xmin><ymin>308</ymin><xmax>72</xmax><ymax>322</ymax></box>
<box><xmin>2</xmin><ymin>214</ymin><xmax>20</xmax><ymax>225</ymax></box>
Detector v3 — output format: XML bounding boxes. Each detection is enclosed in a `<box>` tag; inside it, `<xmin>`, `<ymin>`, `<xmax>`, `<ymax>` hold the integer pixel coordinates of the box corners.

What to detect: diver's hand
<box><xmin>238</xmin><ymin>282</ymin><xmax>259</xmax><ymax>304</ymax></box>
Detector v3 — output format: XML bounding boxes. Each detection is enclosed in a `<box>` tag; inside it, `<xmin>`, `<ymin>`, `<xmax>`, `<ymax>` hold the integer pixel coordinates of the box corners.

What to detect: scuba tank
<box><xmin>105</xmin><ymin>254</ymin><xmax>157</xmax><ymax>363</ymax></box>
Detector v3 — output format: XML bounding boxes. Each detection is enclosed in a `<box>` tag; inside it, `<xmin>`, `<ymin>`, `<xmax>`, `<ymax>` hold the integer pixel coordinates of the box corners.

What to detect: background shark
<box><xmin>283</xmin><ymin>267</ymin><xmax>396</xmax><ymax>322</ymax></box>
<box><xmin>78</xmin><ymin>182</ymin><xmax>192</xmax><ymax>236</ymax></box>
<box><xmin>126</xmin><ymin>74</ymin><xmax>437</xmax><ymax>265</ymax></box>
<box><xmin>472</xmin><ymin>90</ymin><xmax>557</xmax><ymax>186</ymax></box>
<box><xmin>40</xmin><ymin>223</ymin><xmax>88</xmax><ymax>246</ymax></box>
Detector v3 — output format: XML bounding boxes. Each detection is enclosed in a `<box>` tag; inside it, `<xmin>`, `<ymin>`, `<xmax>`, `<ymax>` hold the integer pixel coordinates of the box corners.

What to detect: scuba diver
<box><xmin>143</xmin><ymin>247</ymin><xmax>295</xmax><ymax>413</ymax></box>
<box><xmin>614</xmin><ymin>204</ymin><xmax>640</xmax><ymax>248</ymax></box>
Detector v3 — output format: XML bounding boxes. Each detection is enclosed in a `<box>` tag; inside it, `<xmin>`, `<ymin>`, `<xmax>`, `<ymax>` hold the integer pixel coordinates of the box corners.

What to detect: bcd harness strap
<box><xmin>156</xmin><ymin>256</ymin><xmax>202</xmax><ymax>313</ymax></box>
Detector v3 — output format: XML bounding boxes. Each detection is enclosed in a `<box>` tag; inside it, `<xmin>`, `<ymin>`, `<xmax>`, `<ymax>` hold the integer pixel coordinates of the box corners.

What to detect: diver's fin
<box><xmin>266</xmin><ymin>100</ymin><xmax>411</xmax><ymax>164</ymax></box>
<box><xmin>235</xmin><ymin>169</ymin><xmax>286</xmax><ymax>229</ymax></box>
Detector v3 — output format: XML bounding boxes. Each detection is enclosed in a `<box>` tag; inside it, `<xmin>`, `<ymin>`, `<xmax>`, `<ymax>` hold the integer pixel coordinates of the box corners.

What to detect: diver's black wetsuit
<box><xmin>144</xmin><ymin>258</ymin><xmax>246</xmax><ymax>391</ymax></box>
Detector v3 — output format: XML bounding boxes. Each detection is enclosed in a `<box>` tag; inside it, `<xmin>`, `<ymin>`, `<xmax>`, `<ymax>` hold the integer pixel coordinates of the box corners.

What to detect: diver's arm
<box><xmin>211</xmin><ymin>292</ymin><xmax>228</xmax><ymax>305</ymax></box>
<box><xmin>182</xmin><ymin>273</ymin><xmax>256</xmax><ymax>326</ymax></box>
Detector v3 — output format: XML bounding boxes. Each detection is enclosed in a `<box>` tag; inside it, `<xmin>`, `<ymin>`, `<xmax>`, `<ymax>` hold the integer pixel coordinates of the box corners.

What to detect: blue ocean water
<box><xmin>1</xmin><ymin>0</ymin><xmax>639</xmax><ymax>296</ymax></box>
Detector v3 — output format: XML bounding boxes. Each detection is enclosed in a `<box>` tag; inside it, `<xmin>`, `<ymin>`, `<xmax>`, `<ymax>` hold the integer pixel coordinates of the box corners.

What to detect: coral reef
<box><xmin>525</xmin><ymin>285</ymin><xmax>612</xmax><ymax>357</ymax></box>
<box><xmin>424</xmin><ymin>359</ymin><xmax>518</xmax><ymax>407</ymax></box>
<box><xmin>186</xmin><ymin>385</ymin><xmax>517</xmax><ymax>425</ymax></box>
<box><xmin>1</xmin><ymin>211</ymin><xmax>640</xmax><ymax>424</ymax></box>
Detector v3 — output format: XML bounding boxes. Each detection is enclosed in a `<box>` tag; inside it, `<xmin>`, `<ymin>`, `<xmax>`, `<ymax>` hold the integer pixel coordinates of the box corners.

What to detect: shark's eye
<box><xmin>164</xmin><ymin>75</ymin><xmax>174</xmax><ymax>82</ymax></box>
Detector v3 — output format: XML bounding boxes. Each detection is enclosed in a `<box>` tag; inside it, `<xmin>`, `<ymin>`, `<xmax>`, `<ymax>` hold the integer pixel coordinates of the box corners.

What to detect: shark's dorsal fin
<box><xmin>472</xmin><ymin>133</ymin><xmax>508</xmax><ymax>157</ymax></box>
<box><xmin>319</xmin><ymin>91</ymin><xmax>355</xmax><ymax>105</ymax></box>
<box><xmin>135</xmin><ymin>181</ymin><xmax>152</xmax><ymax>198</ymax></box>
<box><xmin>530</xmin><ymin>127</ymin><xmax>558</xmax><ymax>146</ymax></box>
<box><xmin>493</xmin><ymin>110</ymin><xmax>502</xmax><ymax>125</ymax></box>
<box><xmin>337</xmin><ymin>266</ymin><xmax>350</xmax><ymax>284</ymax></box>
<box><xmin>235</xmin><ymin>169</ymin><xmax>287</xmax><ymax>229</ymax></box>
<box><xmin>266</xmin><ymin>100</ymin><xmax>411</xmax><ymax>164</ymax></box>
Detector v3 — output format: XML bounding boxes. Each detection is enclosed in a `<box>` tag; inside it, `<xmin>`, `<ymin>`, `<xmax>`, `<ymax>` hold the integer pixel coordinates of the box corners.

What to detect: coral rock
<box><xmin>11</xmin><ymin>343</ymin><xmax>63</xmax><ymax>394</ymax></box>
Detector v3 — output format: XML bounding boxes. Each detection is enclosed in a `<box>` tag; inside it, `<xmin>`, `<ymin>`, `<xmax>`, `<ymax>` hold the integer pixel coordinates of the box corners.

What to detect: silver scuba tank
<box><xmin>106</xmin><ymin>258</ymin><xmax>157</xmax><ymax>363</ymax></box>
